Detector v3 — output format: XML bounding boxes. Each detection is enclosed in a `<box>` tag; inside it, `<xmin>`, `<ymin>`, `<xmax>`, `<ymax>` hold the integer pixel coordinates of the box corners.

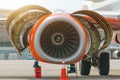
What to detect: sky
<box><xmin>0</xmin><ymin>0</ymin><xmax>92</xmax><ymax>11</ymax></box>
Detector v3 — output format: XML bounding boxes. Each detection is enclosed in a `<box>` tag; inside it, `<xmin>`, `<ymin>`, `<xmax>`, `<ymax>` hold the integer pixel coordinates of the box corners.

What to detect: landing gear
<box><xmin>98</xmin><ymin>52</ymin><xmax>110</xmax><ymax>75</ymax></box>
<box><xmin>79</xmin><ymin>52</ymin><xmax>110</xmax><ymax>76</ymax></box>
<box><xmin>80</xmin><ymin>57</ymin><xmax>91</xmax><ymax>75</ymax></box>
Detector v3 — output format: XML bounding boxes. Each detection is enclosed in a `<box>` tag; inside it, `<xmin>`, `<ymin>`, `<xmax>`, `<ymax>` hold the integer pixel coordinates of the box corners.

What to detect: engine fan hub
<box><xmin>52</xmin><ymin>33</ymin><xmax>64</xmax><ymax>46</ymax></box>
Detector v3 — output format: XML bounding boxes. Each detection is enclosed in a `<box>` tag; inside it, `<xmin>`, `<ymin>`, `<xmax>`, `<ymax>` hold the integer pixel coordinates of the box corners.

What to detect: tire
<box><xmin>80</xmin><ymin>59</ymin><xmax>91</xmax><ymax>75</ymax></box>
<box><xmin>99</xmin><ymin>52</ymin><xmax>109</xmax><ymax>75</ymax></box>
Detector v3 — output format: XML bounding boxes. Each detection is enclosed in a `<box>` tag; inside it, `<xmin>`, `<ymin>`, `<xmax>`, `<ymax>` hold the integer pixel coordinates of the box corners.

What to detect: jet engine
<box><xmin>29</xmin><ymin>14</ymin><xmax>90</xmax><ymax>64</ymax></box>
<box><xmin>6</xmin><ymin>5</ymin><xmax>113</xmax><ymax>64</ymax></box>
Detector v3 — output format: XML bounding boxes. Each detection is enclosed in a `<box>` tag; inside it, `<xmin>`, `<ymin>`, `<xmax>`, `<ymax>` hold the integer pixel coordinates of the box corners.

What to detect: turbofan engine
<box><xmin>29</xmin><ymin>14</ymin><xmax>90</xmax><ymax>64</ymax></box>
<box><xmin>6</xmin><ymin>5</ymin><xmax>113</xmax><ymax>64</ymax></box>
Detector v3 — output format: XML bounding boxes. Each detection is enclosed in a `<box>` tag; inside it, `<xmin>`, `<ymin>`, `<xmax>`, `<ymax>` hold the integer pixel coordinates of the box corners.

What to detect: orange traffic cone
<box><xmin>58</xmin><ymin>66</ymin><xmax>70</xmax><ymax>80</ymax></box>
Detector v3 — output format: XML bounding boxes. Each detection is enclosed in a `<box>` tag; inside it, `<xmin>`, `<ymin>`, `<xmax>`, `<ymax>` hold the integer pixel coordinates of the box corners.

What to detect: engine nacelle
<box><xmin>6</xmin><ymin>5</ymin><xmax>113</xmax><ymax>64</ymax></box>
<box><xmin>29</xmin><ymin>14</ymin><xmax>90</xmax><ymax>64</ymax></box>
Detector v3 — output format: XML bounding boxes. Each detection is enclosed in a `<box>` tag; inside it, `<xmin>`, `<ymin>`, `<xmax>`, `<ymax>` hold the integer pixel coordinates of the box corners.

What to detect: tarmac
<box><xmin>0</xmin><ymin>60</ymin><xmax>120</xmax><ymax>80</ymax></box>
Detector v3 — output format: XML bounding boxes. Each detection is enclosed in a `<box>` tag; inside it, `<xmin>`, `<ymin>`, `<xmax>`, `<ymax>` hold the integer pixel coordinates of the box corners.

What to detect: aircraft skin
<box><xmin>106</xmin><ymin>18</ymin><xmax>120</xmax><ymax>30</ymax></box>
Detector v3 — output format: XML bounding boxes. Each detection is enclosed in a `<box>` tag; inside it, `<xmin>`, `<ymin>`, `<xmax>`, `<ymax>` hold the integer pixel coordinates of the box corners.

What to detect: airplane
<box><xmin>3</xmin><ymin>5</ymin><xmax>120</xmax><ymax>78</ymax></box>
